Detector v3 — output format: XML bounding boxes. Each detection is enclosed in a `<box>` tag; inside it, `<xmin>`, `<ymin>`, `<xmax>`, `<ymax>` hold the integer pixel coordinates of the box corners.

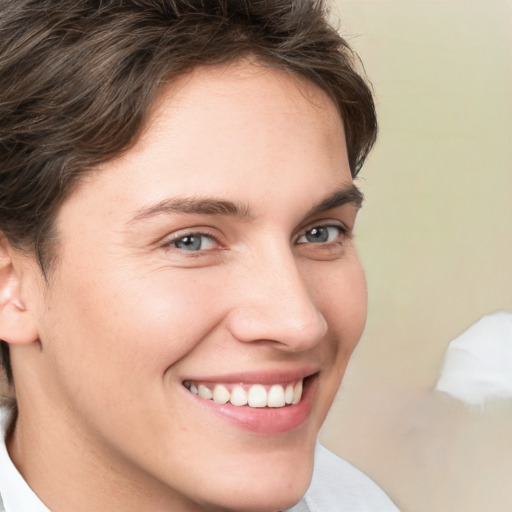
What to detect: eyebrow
<box><xmin>128</xmin><ymin>197</ymin><xmax>253</xmax><ymax>224</ymax></box>
<box><xmin>127</xmin><ymin>184</ymin><xmax>363</xmax><ymax>225</ymax></box>
<box><xmin>305</xmin><ymin>184</ymin><xmax>364</xmax><ymax>217</ymax></box>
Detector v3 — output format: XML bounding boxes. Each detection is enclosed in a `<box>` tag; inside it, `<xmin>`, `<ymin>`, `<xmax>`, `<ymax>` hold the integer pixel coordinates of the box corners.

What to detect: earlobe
<box><xmin>0</xmin><ymin>237</ymin><xmax>39</xmax><ymax>345</ymax></box>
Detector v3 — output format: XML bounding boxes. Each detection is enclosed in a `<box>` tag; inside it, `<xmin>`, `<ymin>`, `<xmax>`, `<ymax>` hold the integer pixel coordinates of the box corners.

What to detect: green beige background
<box><xmin>320</xmin><ymin>1</ymin><xmax>512</xmax><ymax>511</ymax></box>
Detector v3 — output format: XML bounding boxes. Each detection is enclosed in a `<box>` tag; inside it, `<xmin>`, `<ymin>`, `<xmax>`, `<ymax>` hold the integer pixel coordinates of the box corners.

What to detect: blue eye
<box><xmin>170</xmin><ymin>234</ymin><xmax>217</xmax><ymax>251</ymax></box>
<box><xmin>297</xmin><ymin>225</ymin><xmax>345</xmax><ymax>244</ymax></box>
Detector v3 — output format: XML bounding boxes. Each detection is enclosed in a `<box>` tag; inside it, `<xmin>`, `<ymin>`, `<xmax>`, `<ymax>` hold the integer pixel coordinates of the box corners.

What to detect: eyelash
<box><xmin>163</xmin><ymin>223</ymin><xmax>348</xmax><ymax>254</ymax></box>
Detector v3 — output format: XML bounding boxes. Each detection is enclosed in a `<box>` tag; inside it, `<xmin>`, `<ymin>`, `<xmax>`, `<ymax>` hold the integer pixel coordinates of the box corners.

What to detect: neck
<box><xmin>8</xmin><ymin>393</ymin><xmax>210</xmax><ymax>512</ymax></box>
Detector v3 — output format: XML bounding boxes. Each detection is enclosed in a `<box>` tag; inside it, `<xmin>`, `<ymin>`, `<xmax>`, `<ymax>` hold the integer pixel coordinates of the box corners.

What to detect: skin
<box><xmin>4</xmin><ymin>60</ymin><xmax>367</xmax><ymax>512</ymax></box>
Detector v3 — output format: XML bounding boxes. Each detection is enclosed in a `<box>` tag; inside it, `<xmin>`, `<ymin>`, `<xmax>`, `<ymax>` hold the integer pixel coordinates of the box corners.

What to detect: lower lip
<box><xmin>185</xmin><ymin>376</ymin><xmax>318</xmax><ymax>435</ymax></box>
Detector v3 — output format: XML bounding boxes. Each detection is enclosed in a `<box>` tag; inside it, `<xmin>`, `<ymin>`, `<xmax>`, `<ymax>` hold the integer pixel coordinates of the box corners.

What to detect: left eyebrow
<box><xmin>305</xmin><ymin>184</ymin><xmax>364</xmax><ymax>217</ymax></box>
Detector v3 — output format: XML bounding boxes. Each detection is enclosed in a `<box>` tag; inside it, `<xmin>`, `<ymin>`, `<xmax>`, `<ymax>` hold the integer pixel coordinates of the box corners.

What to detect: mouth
<box><xmin>183</xmin><ymin>379</ymin><xmax>304</xmax><ymax>408</ymax></box>
<box><xmin>181</xmin><ymin>372</ymin><xmax>319</xmax><ymax>434</ymax></box>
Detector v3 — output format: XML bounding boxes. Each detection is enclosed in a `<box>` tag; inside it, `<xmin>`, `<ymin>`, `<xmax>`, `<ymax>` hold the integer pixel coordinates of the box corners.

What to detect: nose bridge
<box><xmin>227</xmin><ymin>241</ymin><xmax>328</xmax><ymax>349</ymax></box>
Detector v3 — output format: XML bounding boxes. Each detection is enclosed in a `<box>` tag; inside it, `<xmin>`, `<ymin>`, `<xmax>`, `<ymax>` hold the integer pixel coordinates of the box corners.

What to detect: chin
<box><xmin>194</xmin><ymin>438</ymin><xmax>316</xmax><ymax>512</ymax></box>
<box><xmin>200</xmin><ymin>475</ymin><xmax>312</xmax><ymax>512</ymax></box>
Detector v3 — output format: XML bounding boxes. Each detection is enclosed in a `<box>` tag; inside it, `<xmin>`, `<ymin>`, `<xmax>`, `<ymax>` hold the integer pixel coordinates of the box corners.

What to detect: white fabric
<box><xmin>0</xmin><ymin>407</ymin><xmax>50</xmax><ymax>512</ymax></box>
<box><xmin>0</xmin><ymin>405</ymin><xmax>398</xmax><ymax>512</ymax></box>
<box><xmin>287</xmin><ymin>443</ymin><xmax>399</xmax><ymax>512</ymax></box>
<box><xmin>435</xmin><ymin>311</ymin><xmax>512</xmax><ymax>406</ymax></box>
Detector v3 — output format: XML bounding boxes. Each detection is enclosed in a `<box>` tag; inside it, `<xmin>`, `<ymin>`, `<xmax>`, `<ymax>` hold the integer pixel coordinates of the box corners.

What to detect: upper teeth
<box><xmin>184</xmin><ymin>380</ymin><xmax>303</xmax><ymax>408</ymax></box>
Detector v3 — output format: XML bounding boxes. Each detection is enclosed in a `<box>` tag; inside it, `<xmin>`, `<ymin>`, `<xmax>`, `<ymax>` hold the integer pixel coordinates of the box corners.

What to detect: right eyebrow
<box><xmin>127</xmin><ymin>196</ymin><xmax>254</xmax><ymax>226</ymax></box>
<box><xmin>304</xmin><ymin>184</ymin><xmax>364</xmax><ymax>218</ymax></box>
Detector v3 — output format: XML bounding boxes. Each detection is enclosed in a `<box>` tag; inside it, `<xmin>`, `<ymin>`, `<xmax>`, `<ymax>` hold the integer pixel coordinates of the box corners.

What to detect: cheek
<box><xmin>307</xmin><ymin>255</ymin><xmax>367</xmax><ymax>391</ymax></box>
<box><xmin>310</xmin><ymin>255</ymin><xmax>367</xmax><ymax>344</ymax></box>
<box><xmin>341</xmin><ymin>260</ymin><xmax>368</xmax><ymax>343</ymax></box>
<box><xmin>40</xmin><ymin>268</ymin><xmax>222</xmax><ymax>392</ymax></box>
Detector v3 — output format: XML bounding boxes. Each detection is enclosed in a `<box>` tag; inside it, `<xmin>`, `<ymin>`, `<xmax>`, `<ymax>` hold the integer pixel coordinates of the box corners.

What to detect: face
<box><xmin>20</xmin><ymin>62</ymin><xmax>367</xmax><ymax>511</ymax></box>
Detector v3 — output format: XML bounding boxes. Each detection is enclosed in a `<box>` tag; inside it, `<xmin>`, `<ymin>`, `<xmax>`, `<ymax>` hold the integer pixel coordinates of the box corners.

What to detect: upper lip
<box><xmin>181</xmin><ymin>366</ymin><xmax>320</xmax><ymax>385</ymax></box>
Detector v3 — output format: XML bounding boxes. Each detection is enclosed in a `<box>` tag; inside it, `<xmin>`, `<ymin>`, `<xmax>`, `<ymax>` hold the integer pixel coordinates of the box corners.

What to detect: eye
<box><xmin>167</xmin><ymin>233</ymin><xmax>218</xmax><ymax>252</ymax></box>
<box><xmin>296</xmin><ymin>225</ymin><xmax>346</xmax><ymax>245</ymax></box>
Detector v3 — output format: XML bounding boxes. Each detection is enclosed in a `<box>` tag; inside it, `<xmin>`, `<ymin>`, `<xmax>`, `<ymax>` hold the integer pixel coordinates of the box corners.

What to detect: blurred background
<box><xmin>320</xmin><ymin>1</ymin><xmax>512</xmax><ymax>511</ymax></box>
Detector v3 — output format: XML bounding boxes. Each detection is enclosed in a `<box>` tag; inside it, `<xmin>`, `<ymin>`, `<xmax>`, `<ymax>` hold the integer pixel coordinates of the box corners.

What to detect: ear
<box><xmin>0</xmin><ymin>237</ymin><xmax>39</xmax><ymax>345</ymax></box>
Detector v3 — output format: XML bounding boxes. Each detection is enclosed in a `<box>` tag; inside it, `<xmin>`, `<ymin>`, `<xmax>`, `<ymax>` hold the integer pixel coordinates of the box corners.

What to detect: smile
<box><xmin>181</xmin><ymin>372</ymin><xmax>319</xmax><ymax>434</ymax></box>
<box><xmin>183</xmin><ymin>380</ymin><xmax>303</xmax><ymax>408</ymax></box>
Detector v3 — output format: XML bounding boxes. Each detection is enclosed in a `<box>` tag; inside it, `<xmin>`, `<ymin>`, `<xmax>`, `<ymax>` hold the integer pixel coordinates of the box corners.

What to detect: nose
<box><xmin>225</xmin><ymin>246</ymin><xmax>328</xmax><ymax>352</ymax></box>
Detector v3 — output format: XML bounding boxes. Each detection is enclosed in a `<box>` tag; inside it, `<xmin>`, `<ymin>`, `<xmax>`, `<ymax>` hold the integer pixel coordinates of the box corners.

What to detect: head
<box><xmin>0</xmin><ymin>1</ymin><xmax>377</xmax><ymax>510</ymax></box>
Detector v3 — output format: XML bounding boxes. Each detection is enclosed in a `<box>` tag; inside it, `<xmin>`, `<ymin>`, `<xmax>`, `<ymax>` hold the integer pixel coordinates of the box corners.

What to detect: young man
<box><xmin>0</xmin><ymin>1</ymin><xmax>398</xmax><ymax>510</ymax></box>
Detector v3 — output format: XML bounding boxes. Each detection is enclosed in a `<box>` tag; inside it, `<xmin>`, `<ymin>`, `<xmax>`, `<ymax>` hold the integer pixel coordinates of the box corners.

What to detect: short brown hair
<box><xmin>0</xmin><ymin>0</ymin><xmax>377</xmax><ymax>388</ymax></box>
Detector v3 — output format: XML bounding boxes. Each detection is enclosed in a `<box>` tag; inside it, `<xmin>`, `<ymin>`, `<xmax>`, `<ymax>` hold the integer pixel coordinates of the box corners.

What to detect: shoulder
<box><xmin>300</xmin><ymin>444</ymin><xmax>399</xmax><ymax>512</ymax></box>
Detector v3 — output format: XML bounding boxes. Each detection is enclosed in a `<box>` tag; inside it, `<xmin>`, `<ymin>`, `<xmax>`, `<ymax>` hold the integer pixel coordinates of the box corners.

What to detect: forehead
<box><xmin>149</xmin><ymin>59</ymin><xmax>342</xmax><ymax>137</ymax></box>
<box><xmin>59</xmin><ymin>61</ymin><xmax>351</xmax><ymax>230</ymax></box>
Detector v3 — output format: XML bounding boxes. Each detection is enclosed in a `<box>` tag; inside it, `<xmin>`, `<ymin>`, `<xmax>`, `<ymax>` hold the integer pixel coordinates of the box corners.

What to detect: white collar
<box><xmin>0</xmin><ymin>405</ymin><xmax>49</xmax><ymax>512</ymax></box>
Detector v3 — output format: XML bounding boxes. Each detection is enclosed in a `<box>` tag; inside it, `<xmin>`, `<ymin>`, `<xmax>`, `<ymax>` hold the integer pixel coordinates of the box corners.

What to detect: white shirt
<box><xmin>0</xmin><ymin>406</ymin><xmax>48</xmax><ymax>512</ymax></box>
<box><xmin>0</xmin><ymin>405</ymin><xmax>398</xmax><ymax>512</ymax></box>
<box><xmin>436</xmin><ymin>311</ymin><xmax>512</xmax><ymax>407</ymax></box>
